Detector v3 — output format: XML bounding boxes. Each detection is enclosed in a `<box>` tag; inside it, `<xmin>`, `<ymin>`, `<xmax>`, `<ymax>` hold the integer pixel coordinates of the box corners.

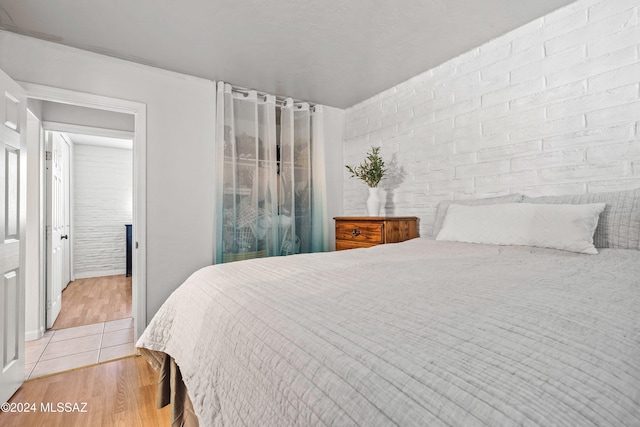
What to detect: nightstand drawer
<box><xmin>334</xmin><ymin>216</ymin><xmax>419</xmax><ymax>251</ymax></box>
<box><xmin>335</xmin><ymin>221</ymin><xmax>384</xmax><ymax>244</ymax></box>
<box><xmin>335</xmin><ymin>240</ymin><xmax>377</xmax><ymax>251</ymax></box>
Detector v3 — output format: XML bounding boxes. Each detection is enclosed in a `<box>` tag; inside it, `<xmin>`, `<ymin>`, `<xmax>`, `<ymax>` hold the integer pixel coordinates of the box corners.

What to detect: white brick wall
<box><xmin>343</xmin><ymin>0</ymin><xmax>640</xmax><ymax>236</ymax></box>
<box><xmin>73</xmin><ymin>144</ymin><xmax>132</xmax><ymax>278</ymax></box>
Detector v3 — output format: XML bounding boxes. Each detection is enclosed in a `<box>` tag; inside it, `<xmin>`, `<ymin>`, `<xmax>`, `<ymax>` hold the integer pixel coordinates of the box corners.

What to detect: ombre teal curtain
<box><xmin>279</xmin><ymin>99</ymin><xmax>311</xmax><ymax>255</ymax></box>
<box><xmin>215</xmin><ymin>83</ymin><xmax>328</xmax><ymax>263</ymax></box>
<box><xmin>215</xmin><ymin>83</ymin><xmax>278</xmax><ymax>263</ymax></box>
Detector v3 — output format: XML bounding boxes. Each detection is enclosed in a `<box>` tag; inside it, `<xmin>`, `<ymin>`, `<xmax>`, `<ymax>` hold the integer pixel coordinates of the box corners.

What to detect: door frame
<box><xmin>25</xmin><ymin>109</ymin><xmax>46</xmax><ymax>341</ymax></box>
<box><xmin>20</xmin><ymin>82</ymin><xmax>147</xmax><ymax>339</ymax></box>
<box><xmin>42</xmin><ymin>122</ymin><xmax>135</xmax><ymax>285</ymax></box>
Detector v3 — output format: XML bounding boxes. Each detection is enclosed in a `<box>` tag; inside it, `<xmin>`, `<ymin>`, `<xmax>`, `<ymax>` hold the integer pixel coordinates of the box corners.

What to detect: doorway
<box><xmin>26</xmin><ymin>127</ymin><xmax>135</xmax><ymax>379</ymax></box>
<box><xmin>46</xmin><ymin>129</ymin><xmax>133</xmax><ymax>329</ymax></box>
<box><xmin>21</xmin><ymin>84</ymin><xmax>147</xmax><ymax>379</ymax></box>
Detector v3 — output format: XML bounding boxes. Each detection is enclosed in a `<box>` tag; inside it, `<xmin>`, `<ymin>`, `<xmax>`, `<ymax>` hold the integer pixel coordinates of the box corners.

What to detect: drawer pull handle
<box><xmin>351</xmin><ymin>229</ymin><xmax>361</xmax><ymax>237</ymax></box>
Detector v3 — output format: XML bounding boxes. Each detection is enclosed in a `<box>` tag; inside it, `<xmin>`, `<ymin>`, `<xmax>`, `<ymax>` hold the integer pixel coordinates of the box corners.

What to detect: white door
<box><xmin>46</xmin><ymin>132</ymin><xmax>67</xmax><ymax>328</ymax></box>
<box><xmin>0</xmin><ymin>68</ymin><xmax>27</xmax><ymax>404</ymax></box>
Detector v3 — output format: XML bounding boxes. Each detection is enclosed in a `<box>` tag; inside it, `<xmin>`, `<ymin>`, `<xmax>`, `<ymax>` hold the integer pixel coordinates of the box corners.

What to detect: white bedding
<box><xmin>137</xmin><ymin>238</ymin><xmax>640</xmax><ymax>426</ymax></box>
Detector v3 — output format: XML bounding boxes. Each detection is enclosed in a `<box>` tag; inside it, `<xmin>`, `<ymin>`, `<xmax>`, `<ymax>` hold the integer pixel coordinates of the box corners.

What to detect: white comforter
<box><xmin>137</xmin><ymin>238</ymin><xmax>640</xmax><ymax>426</ymax></box>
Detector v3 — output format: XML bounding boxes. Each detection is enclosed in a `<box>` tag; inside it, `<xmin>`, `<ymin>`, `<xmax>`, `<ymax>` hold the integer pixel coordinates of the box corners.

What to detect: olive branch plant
<box><xmin>345</xmin><ymin>146</ymin><xmax>387</xmax><ymax>188</ymax></box>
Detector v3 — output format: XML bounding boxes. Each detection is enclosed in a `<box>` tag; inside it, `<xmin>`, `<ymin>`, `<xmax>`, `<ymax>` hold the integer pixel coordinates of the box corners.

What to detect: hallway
<box><xmin>25</xmin><ymin>274</ymin><xmax>134</xmax><ymax>379</ymax></box>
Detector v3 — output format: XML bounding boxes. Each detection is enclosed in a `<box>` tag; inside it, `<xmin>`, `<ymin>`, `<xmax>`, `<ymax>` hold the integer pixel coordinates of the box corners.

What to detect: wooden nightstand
<box><xmin>334</xmin><ymin>216</ymin><xmax>419</xmax><ymax>251</ymax></box>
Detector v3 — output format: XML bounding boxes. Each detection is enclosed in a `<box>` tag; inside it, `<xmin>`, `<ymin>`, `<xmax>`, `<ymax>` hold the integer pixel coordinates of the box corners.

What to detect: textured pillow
<box><xmin>522</xmin><ymin>188</ymin><xmax>640</xmax><ymax>249</ymax></box>
<box><xmin>431</xmin><ymin>194</ymin><xmax>524</xmax><ymax>238</ymax></box>
<box><xmin>436</xmin><ymin>202</ymin><xmax>606</xmax><ymax>254</ymax></box>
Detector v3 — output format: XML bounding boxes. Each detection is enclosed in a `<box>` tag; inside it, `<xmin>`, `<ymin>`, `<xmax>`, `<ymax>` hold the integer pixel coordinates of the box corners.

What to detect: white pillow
<box><xmin>436</xmin><ymin>202</ymin><xmax>606</xmax><ymax>254</ymax></box>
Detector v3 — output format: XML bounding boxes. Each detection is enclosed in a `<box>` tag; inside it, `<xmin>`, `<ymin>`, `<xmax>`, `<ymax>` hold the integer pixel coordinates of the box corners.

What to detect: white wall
<box><xmin>320</xmin><ymin>106</ymin><xmax>345</xmax><ymax>250</ymax></box>
<box><xmin>0</xmin><ymin>31</ymin><xmax>217</xmax><ymax>323</ymax></box>
<box><xmin>343</xmin><ymin>0</ymin><xmax>640</xmax><ymax>236</ymax></box>
<box><xmin>73</xmin><ymin>144</ymin><xmax>132</xmax><ymax>278</ymax></box>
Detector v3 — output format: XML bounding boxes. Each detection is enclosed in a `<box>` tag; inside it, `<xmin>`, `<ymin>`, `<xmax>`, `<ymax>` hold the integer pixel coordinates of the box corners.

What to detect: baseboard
<box><xmin>25</xmin><ymin>326</ymin><xmax>45</xmax><ymax>342</ymax></box>
<box><xmin>74</xmin><ymin>269</ymin><xmax>126</xmax><ymax>279</ymax></box>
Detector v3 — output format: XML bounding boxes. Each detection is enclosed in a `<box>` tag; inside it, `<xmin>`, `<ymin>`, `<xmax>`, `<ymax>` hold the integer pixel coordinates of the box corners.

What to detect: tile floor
<box><xmin>25</xmin><ymin>317</ymin><xmax>135</xmax><ymax>379</ymax></box>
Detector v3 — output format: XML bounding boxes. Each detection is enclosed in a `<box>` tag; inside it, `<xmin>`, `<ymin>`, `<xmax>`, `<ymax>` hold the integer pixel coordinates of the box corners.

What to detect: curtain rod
<box><xmin>231</xmin><ymin>87</ymin><xmax>316</xmax><ymax>111</ymax></box>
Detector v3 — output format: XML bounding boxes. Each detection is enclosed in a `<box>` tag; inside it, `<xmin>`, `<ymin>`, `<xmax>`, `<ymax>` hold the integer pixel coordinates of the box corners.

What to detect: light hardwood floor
<box><xmin>1</xmin><ymin>276</ymin><xmax>171</xmax><ymax>425</ymax></box>
<box><xmin>52</xmin><ymin>275</ymin><xmax>132</xmax><ymax>330</ymax></box>
<box><xmin>0</xmin><ymin>356</ymin><xmax>170</xmax><ymax>427</ymax></box>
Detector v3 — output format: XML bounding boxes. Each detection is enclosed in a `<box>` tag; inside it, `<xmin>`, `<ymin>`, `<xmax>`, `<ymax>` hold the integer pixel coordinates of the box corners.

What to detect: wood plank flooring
<box><xmin>52</xmin><ymin>275</ymin><xmax>132</xmax><ymax>330</ymax></box>
<box><xmin>0</xmin><ymin>356</ymin><xmax>170</xmax><ymax>427</ymax></box>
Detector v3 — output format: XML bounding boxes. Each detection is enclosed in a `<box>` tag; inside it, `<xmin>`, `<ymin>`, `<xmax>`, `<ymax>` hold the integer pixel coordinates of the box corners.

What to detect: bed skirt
<box><xmin>138</xmin><ymin>348</ymin><xmax>199</xmax><ymax>427</ymax></box>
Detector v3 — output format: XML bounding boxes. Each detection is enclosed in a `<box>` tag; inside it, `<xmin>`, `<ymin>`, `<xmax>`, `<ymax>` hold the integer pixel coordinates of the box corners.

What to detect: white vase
<box><xmin>366</xmin><ymin>187</ymin><xmax>381</xmax><ymax>216</ymax></box>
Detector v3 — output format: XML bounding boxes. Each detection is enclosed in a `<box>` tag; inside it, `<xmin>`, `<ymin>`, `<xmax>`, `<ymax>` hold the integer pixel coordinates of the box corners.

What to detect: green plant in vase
<box><xmin>346</xmin><ymin>146</ymin><xmax>387</xmax><ymax>215</ymax></box>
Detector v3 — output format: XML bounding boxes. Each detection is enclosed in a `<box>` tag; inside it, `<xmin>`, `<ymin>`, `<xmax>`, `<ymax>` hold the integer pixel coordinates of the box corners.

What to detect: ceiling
<box><xmin>0</xmin><ymin>0</ymin><xmax>576</xmax><ymax>108</ymax></box>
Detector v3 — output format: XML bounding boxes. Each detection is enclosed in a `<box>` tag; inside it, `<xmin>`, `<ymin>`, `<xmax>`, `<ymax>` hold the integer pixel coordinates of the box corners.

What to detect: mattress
<box><xmin>137</xmin><ymin>238</ymin><xmax>640</xmax><ymax>426</ymax></box>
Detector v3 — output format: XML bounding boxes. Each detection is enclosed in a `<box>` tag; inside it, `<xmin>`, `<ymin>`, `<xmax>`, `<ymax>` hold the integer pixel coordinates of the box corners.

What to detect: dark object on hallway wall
<box><xmin>125</xmin><ymin>224</ymin><xmax>132</xmax><ymax>277</ymax></box>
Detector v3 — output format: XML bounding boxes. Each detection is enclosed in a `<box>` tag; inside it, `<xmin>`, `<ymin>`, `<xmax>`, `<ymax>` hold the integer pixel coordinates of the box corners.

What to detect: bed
<box><xmin>137</xmin><ymin>191</ymin><xmax>640</xmax><ymax>427</ymax></box>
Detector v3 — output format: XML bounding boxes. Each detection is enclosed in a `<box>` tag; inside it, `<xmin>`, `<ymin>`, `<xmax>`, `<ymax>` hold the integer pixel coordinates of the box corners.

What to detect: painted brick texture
<box><xmin>342</xmin><ymin>0</ymin><xmax>640</xmax><ymax>236</ymax></box>
<box><xmin>73</xmin><ymin>145</ymin><xmax>132</xmax><ymax>278</ymax></box>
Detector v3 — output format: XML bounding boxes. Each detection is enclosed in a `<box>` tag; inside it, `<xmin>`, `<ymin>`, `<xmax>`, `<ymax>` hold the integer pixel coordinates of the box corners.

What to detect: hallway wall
<box><xmin>73</xmin><ymin>144</ymin><xmax>133</xmax><ymax>278</ymax></box>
